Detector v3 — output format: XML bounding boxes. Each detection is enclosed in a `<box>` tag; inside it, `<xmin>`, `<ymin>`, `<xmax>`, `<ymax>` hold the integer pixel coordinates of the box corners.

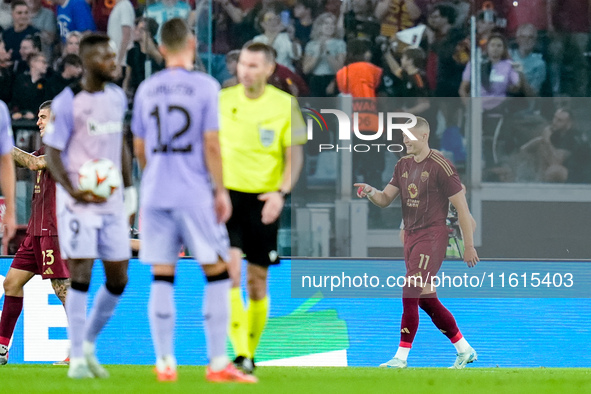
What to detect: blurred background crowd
<box><xmin>1</xmin><ymin>0</ymin><xmax>591</xmax><ymax>193</ymax></box>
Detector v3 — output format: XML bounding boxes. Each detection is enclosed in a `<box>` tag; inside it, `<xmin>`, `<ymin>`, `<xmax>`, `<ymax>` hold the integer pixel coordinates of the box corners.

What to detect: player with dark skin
<box><xmin>44</xmin><ymin>34</ymin><xmax>135</xmax><ymax>378</ymax></box>
<box><xmin>45</xmin><ymin>39</ymin><xmax>133</xmax><ymax>297</ymax></box>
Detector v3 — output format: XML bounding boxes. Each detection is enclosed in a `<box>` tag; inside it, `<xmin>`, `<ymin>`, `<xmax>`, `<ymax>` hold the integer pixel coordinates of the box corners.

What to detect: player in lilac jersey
<box><xmin>355</xmin><ymin>116</ymin><xmax>479</xmax><ymax>369</ymax></box>
<box><xmin>43</xmin><ymin>34</ymin><xmax>135</xmax><ymax>379</ymax></box>
<box><xmin>0</xmin><ymin>101</ymin><xmax>70</xmax><ymax>366</ymax></box>
<box><xmin>0</xmin><ymin>100</ymin><xmax>16</xmax><ymax>253</ymax></box>
<box><xmin>131</xmin><ymin>19</ymin><xmax>256</xmax><ymax>383</ymax></box>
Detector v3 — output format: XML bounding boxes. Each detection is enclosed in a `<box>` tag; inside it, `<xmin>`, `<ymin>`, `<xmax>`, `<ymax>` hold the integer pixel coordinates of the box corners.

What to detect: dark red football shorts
<box><xmin>11</xmin><ymin>235</ymin><xmax>69</xmax><ymax>279</ymax></box>
<box><xmin>403</xmin><ymin>225</ymin><xmax>449</xmax><ymax>283</ymax></box>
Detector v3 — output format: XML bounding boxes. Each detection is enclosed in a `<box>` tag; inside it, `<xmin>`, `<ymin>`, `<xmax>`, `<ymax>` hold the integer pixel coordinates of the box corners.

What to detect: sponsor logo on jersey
<box><xmin>402</xmin><ymin>171</ymin><xmax>409</xmax><ymax>178</ymax></box>
<box><xmin>87</xmin><ymin>120</ymin><xmax>122</xmax><ymax>136</ymax></box>
<box><xmin>408</xmin><ymin>183</ymin><xmax>418</xmax><ymax>199</ymax></box>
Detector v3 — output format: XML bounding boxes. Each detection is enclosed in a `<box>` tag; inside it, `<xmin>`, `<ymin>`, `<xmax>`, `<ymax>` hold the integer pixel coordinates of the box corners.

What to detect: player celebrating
<box><xmin>43</xmin><ymin>34</ymin><xmax>135</xmax><ymax>379</ymax></box>
<box><xmin>131</xmin><ymin>18</ymin><xmax>256</xmax><ymax>384</ymax></box>
<box><xmin>0</xmin><ymin>100</ymin><xmax>16</xmax><ymax>254</ymax></box>
<box><xmin>0</xmin><ymin>101</ymin><xmax>70</xmax><ymax>366</ymax></box>
<box><xmin>219</xmin><ymin>42</ymin><xmax>305</xmax><ymax>374</ymax></box>
<box><xmin>355</xmin><ymin>116</ymin><xmax>479</xmax><ymax>369</ymax></box>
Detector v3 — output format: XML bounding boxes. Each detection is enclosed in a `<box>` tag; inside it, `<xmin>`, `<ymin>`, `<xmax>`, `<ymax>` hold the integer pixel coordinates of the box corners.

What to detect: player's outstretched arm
<box><xmin>449</xmin><ymin>191</ymin><xmax>479</xmax><ymax>267</ymax></box>
<box><xmin>12</xmin><ymin>147</ymin><xmax>46</xmax><ymax>170</ymax></box>
<box><xmin>354</xmin><ymin>183</ymin><xmax>400</xmax><ymax>208</ymax></box>
<box><xmin>45</xmin><ymin>146</ymin><xmax>106</xmax><ymax>203</ymax></box>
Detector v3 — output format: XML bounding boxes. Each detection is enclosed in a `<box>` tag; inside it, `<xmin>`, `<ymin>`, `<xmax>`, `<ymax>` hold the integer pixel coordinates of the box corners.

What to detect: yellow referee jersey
<box><xmin>219</xmin><ymin>84</ymin><xmax>306</xmax><ymax>193</ymax></box>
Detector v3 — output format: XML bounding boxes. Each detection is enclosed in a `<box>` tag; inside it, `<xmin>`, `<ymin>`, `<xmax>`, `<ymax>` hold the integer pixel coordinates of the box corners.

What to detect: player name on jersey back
<box><xmin>131</xmin><ymin>68</ymin><xmax>221</xmax><ymax>209</ymax></box>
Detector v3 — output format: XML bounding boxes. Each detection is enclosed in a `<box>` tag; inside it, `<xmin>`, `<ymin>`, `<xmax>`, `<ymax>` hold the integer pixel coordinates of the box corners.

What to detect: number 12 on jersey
<box><xmin>150</xmin><ymin>105</ymin><xmax>192</xmax><ymax>153</ymax></box>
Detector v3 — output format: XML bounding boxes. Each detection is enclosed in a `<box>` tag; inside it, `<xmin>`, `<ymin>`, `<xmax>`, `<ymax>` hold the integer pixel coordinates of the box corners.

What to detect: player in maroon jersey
<box><xmin>0</xmin><ymin>101</ymin><xmax>70</xmax><ymax>365</ymax></box>
<box><xmin>355</xmin><ymin>116</ymin><xmax>479</xmax><ymax>369</ymax></box>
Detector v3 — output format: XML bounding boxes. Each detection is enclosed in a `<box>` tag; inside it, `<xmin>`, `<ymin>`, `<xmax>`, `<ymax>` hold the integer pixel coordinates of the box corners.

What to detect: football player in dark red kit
<box><xmin>0</xmin><ymin>101</ymin><xmax>70</xmax><ymax>365</ymax></box>
<box><xmin>355</xmin><ymin>116</ymin><xmax>479</xmax><ymax>369</ymax></box>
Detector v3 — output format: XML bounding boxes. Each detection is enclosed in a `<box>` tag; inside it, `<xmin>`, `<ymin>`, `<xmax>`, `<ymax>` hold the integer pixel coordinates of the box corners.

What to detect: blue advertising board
<box><xmin>1</xmin><ymin>258</ymin><xmax>590</xmax><ymax>367</ymax></box>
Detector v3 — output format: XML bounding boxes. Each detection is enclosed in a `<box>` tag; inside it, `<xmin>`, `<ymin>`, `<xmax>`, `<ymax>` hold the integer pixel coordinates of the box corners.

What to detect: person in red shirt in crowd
<box><xmin>504</xmin><ymin>0</ymin><xmax>547</xmax><ymax>37</ymax></box>
<box><xmin>269</xmin><ymin>62</ymin><xmax>309</xmax><ymax>96</ymax></box>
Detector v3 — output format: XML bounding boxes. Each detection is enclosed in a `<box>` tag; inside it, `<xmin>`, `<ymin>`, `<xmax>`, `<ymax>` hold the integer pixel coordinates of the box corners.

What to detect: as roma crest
<box><xmin>420</xmin><ymin>171</ymin><xmax>429</xmax><ymax>182</ymax></box>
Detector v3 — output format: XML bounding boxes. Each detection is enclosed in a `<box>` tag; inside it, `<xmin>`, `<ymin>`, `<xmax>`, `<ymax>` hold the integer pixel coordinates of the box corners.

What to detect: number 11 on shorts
<box><xmin>418</xmin><ymin>253</ymin><xmax>430</xmax><ymax>270</ymax></box>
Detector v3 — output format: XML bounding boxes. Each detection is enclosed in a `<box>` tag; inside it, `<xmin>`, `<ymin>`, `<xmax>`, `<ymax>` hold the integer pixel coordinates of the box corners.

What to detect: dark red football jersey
<box><xmin>27</xmin><ymin>146</ymin><xmax>58</xmax><ymax>236</ymax></box>
<box><xmin>389</xmin><ymin>150</ymin><xmax>462</xmax><ymax>231</ymax></box>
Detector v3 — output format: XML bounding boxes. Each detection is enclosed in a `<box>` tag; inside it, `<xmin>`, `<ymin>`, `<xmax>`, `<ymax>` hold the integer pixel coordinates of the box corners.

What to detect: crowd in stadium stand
<box><xmin>0</xmin><ymin>0</ymin><xmax>590</xmax><ymax>183</ymax></box>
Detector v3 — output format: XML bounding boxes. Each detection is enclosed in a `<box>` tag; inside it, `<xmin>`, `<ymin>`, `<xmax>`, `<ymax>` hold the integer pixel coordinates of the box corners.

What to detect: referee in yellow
<box><xmin>219</xmin><ymin>42</ymin><xmax>305</xmax><ymax>374</ymax></box>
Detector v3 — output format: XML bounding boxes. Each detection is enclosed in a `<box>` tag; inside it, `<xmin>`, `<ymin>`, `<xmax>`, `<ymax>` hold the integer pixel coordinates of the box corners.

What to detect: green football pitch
<box><xmin>2</xmin><ymin>365</ymin><xmax>590</xmax><ymax>393</ymax></box>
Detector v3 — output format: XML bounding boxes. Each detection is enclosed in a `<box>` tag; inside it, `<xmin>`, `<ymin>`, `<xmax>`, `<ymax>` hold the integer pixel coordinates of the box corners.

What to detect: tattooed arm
<box><xmin>12</xmin><ymin>147</ymin><xmax>47</xmax><ymax>171</ymax></box>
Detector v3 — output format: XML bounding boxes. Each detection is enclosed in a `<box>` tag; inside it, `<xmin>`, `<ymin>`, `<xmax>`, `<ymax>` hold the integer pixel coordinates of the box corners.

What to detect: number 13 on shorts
<box><xmin>42</xmin><ymin>249</ymin><xmax>55</xmax><ymax>268</ymax></box>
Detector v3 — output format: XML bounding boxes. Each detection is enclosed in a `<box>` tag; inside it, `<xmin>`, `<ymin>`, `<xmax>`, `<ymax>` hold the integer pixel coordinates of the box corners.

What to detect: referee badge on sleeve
<box><xmin>258</xmin><ymin>125</ymin><xmax>275</xmax><ymax>147</ymax></box>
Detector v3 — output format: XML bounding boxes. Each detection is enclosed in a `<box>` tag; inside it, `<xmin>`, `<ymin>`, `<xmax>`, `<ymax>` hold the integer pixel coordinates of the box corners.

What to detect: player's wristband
<box><xmin>366</xmin><ymin>187</ymin><xmax>376</xmax><ymax>197</ymax></box>
<box><xmin>124</xmin><ymin>186</ymin><xmax>138</xmax><ymax>217</ymax></box>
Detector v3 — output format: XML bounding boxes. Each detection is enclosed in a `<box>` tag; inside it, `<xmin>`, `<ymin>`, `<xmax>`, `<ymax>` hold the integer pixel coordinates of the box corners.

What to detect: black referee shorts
<box><xmin>226</xmin><ymin>190</ymin><xmax>280</xmax><ymax>267</ymax></box>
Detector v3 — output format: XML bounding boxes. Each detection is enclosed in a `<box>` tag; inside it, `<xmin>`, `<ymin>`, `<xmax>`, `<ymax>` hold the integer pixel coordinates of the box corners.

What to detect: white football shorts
<box><xmin>57</xmin><ymin>193</ymin><xmax>131</xmax><ymax>261</ymax></box>
<box><xmin>139</xmin><ymin>206</ymin><xmax>230</xmax><ymax>265</ymax></box>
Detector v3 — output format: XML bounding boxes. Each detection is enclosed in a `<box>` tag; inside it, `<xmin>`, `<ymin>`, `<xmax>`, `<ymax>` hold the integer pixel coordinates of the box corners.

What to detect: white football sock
<box><xmin>394</xmin><ymin>346</ymin><xmax>410</xmax><ymax>361</ymax></box>
<box><xmin>453</xmin><ymin>337</ymin><xmax>471</xmax><ymax>353</ymax></box>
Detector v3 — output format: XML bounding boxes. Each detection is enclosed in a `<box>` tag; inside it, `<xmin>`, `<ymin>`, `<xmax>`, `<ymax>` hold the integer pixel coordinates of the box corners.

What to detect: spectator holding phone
<box><xmin>253</xmin><ymin>7</ymin><xmax>301</xmax><ymax>72</ymax></box>
<box><xmin>459</xmin><ymin>33</ymin><xmax>521</xmax><ymax>111</ymax></box>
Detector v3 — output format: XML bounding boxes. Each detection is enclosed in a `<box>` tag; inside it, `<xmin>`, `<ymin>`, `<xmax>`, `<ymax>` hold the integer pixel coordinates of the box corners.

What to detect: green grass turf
<box><xmin>1</xmin><ymin>365</ymin><xmax>590</xmax><ymax>393</ymax></box>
